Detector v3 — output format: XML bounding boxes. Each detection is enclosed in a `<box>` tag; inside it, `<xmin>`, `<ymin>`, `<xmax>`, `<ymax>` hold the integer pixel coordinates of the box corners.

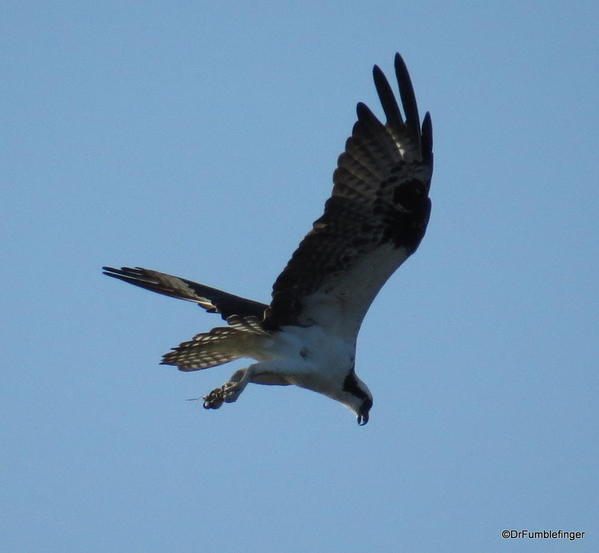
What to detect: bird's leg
<box><xmin>203</xmin><ymin>366</ymin><xmax>254</xmax><ymax>409</ymax></box>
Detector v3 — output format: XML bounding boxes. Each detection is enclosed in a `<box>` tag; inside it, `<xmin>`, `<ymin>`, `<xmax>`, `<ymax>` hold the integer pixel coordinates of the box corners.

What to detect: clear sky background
<box><xmin>2</xmin><ymin>2</ymin><xmax>598</xmax><ymax>552</ymax></box>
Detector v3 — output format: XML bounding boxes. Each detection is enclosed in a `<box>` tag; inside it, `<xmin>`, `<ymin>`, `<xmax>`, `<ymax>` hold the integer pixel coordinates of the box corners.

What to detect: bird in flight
<box><xmin>103</xmin><ymin>53</ymin><xmax>433</xmax><ymax>425</ymax></box>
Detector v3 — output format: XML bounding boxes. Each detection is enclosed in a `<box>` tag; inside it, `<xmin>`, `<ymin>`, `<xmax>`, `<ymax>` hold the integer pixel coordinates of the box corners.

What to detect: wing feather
<box><xmin>264</xmin><ymin>54</ymin><xmax>433</xmax><ymax>337</ymax></box>
<box><xmin>394</xmin><ymin>53</ymin><xmax>421</xmax><ymax>144</ymax></box>
<box><xmin>372</xmin><ymin>64</ymin><xmax>403</xmax><ymax>129</ymax></box>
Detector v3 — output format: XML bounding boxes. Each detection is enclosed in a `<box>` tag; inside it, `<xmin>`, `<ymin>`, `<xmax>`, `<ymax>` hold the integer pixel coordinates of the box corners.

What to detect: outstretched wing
<box><xmin>102</xmin><ymin>266</ymin><xmax>267</xmax><ymax>320</ymax></box>
<box><xmin>264</xmin><ymin>54</ymin><xmax>433</xmax><ymax>338</ymax></box>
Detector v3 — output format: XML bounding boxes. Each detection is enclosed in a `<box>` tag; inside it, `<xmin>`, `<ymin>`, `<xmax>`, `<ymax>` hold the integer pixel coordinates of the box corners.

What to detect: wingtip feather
<box><xmin>372</xmin><ymin>62</ymin><xmax>403</xmax><ymax>128</ymax></box>
<box><xmin>355</xmin><ymin>101</ymin><xmax>384</xmax><ymax>132</ymax></box>
<box><xmin>394</xmin><ymin>53</ymin><xmax>421</xmax><ymax>141</ymax></box>
<box><xmin>422</xmin><ymin>111</ymin><xmax>433</xmax><ymax>158</ymax></box>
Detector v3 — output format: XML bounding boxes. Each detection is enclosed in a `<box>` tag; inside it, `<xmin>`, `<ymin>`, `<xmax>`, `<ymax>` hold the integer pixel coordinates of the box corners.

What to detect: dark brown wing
<box><xmin>264</xmin><ymin>54</ymin><xmax>433</xmax><ymax>338</ymax></box>
<box><xmin>102</xmin><ymin>266</ymin><xmax>267</xmax><ymax>320</ymax></box>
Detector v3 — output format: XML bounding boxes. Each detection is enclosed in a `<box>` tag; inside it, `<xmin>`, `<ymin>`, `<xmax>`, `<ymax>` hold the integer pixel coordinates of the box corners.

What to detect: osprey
<box><xmin>103</xmin><ymin>53</ymin><xmax>433</xmax><ymax>425</ymax></box>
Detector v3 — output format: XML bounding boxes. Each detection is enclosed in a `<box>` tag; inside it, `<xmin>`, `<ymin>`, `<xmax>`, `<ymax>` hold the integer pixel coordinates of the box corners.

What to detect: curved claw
<box><xmin>203</xmin><ymin>388</ymin><xmax>224</xmax><ymax>409</ymax></box>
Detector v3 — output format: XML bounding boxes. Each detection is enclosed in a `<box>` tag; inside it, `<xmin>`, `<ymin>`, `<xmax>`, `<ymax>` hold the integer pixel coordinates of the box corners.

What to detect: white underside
<box><xmin>252</xmin><ymin>325</ymin><xmax>353</xmax><ymax>383</ymax></box>
<box><xmin>231</xmin><ymin>323</ymin><xmax>367</xmax><ymax>411</ymax></box>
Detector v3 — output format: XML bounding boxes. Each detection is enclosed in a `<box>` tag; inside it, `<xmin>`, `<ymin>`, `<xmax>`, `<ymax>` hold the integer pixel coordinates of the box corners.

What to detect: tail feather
<box><xmin>161</xmin><ymin>325</ymin><xmax>269</xmax><ymax>372</ymax></box>
<box><xmin>102</xmin><ymin>266</ymin><xmax>267</xmax><ymax>320</ymax></box>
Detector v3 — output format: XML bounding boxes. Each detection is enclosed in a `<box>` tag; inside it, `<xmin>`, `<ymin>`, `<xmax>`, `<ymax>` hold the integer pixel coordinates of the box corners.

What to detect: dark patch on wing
<box><xmin>102</xmin><ymin>266</ymin><xmax>267</xmax><ymax>321</ymax></box>
<box><xmin>264</xmin><ymin>53</ymin><xmax>433</xmax><ymax>330</ymax></box>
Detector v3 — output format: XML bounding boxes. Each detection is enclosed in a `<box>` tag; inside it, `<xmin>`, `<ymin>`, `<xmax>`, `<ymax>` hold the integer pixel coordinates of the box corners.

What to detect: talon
<box><xmin>201</xmin><ymin>380</ymin><xmax>244</xmax><ymax>409</ymax></box>
<box><xmin>202</xmin><ymin>388</ymin><xmax>224</xmax><ymax>409</ymax></box>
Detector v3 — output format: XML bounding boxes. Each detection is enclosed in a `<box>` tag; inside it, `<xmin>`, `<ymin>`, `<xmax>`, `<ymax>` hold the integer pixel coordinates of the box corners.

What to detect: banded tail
<box><xmin>162</xmin><ymin>317</ymin><xmax>270</xmax><ymax>372</ymax></box>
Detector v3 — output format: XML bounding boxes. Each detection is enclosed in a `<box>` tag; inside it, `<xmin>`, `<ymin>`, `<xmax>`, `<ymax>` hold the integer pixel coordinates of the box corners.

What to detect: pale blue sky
<box><xmin>2</xmin><ymin>2</ymin><xmax>598</xmax><ymax>552</ymax></box>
